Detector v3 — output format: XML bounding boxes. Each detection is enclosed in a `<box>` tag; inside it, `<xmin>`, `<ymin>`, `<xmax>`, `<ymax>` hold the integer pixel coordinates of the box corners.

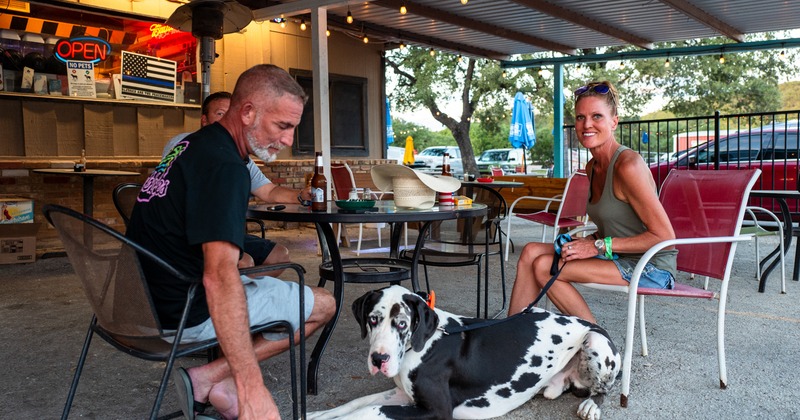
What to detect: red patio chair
<box><xmin>576</xmin><ymin>168</ymin><xmax>760</xmax><ymax>407</ymax></box>
<box><xmin>504</xmin><ymin>171</ymin><xmax>590</xmax><ymax>261</ymax></box>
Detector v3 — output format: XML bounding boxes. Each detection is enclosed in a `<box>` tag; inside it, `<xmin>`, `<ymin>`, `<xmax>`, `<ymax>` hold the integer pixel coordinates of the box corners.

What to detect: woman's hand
<box><xmin>561</xmin><ymin>238</ymin><xmax>596</xmax><ymax>261</ymax></box>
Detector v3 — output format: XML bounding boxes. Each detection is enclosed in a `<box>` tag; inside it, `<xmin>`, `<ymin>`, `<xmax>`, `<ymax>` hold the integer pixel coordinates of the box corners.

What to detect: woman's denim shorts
<box><xmin>613</xmin><ymin>258</ymin><xmax>675</xmax><ymax>289</ymax></box>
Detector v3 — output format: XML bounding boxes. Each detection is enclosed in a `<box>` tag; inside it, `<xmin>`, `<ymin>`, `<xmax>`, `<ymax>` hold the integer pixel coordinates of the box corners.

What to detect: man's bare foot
<box><xmin>208</xmin><ymin>378</ymin><xmax>239</xmax><ymax>420</ymax></box>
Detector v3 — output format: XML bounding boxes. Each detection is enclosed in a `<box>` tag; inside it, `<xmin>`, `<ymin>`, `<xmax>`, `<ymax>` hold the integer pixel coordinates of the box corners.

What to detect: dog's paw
<box><xmin>577</xmin><ymin>398</ymin><xmax>602</xmax><ymax>420</ymax></box>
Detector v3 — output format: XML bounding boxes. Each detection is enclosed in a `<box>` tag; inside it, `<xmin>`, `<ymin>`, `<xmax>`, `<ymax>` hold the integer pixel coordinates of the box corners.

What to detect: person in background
<box><xmin>129</xmin><ymin>64</ymin><xmax>335</xmax><ymax>420</ymax></box>
<box><xmin>163</xmin><ymin>91</ymin><xmax>314</xmax><ymax>271</ymax></box>
<box><xmin>507</xmin><ymin>80</ymin><xmax>677</xmax><ymax>323</ymax></box>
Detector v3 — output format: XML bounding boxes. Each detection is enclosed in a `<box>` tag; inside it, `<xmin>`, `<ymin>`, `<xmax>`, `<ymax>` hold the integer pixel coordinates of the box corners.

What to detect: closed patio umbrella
<box><xmin>403</xmin><ymin>136</ymin><xmax>415</xmax><ymax>165</ymax></box>
<box><xmin>509</xmin><ymin>92</ymin><xmax>536</xmax><ymax>173</ymax></box>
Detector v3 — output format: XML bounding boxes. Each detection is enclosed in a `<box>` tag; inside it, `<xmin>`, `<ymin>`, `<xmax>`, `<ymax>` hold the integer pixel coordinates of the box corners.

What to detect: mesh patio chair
<box><xmin>401</xmin><ymin>184</ymin><xmax>507</xmax><ymax>318</ymax></box>
<box><xmin>44</xmin><ymin>204</ymin><xmax>305</xmax><ymax>420</ymax></box>
<box><xmin>573</xmin><ymin>168</ymin><xmax>760</xmax><ymax>408</ymax></box>
<box><xmin>504</xmin><ymin>171</ymin><xmax>590</xmax><ymax>261</ymax></box>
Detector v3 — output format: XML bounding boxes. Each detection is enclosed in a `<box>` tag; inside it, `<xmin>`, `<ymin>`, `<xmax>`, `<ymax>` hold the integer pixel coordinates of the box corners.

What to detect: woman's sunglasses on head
<box><xmin>574</xmin><ymin>83</ymin><xmax>611</xmax><ymax>97</ymax></box>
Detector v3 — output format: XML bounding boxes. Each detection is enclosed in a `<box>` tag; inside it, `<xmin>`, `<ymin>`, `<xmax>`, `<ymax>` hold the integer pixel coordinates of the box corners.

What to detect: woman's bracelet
<box><xmin>604</xmin><ymin>236</ymin><xmax>613</xmax><ymax>259</ymax></box>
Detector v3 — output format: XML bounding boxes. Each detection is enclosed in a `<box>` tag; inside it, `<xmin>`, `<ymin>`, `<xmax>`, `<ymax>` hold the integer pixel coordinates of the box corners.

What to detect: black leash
<box><xmin>442</xmin><ymin>257</ymin><xmax>566</xmax><ymax>335</ymax></box>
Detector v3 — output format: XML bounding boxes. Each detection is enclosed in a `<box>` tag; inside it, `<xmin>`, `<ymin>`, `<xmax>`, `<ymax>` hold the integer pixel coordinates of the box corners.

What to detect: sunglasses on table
<box><xmin>573</xmin><ymin>83</ymin><xmax>611</xmax><ymax>97</ymax></box>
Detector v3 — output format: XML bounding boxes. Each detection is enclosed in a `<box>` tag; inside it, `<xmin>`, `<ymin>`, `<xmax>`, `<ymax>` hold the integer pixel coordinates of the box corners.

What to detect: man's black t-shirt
<box><xmin>127</xmin><ymin>123</ymin><xmax>251</xmax><ymax>329</ymax></box>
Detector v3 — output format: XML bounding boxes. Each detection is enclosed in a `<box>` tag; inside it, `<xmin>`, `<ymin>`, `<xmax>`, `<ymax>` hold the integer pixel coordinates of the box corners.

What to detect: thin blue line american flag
<box><xmin>120</xmin><ymin>51</ymin><xmax>176</xmax><ymax>102</ymax></box>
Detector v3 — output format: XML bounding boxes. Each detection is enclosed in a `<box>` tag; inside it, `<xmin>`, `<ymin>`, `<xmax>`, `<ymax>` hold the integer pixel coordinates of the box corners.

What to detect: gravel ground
<box><xmin>2</xmin><ymin>222</ymin><xmax>798</xmax><ymax>419</ymax></box>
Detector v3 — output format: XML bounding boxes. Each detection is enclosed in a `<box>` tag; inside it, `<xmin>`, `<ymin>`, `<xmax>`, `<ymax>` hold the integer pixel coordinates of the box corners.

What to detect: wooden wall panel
<box><xmin>137</xmin><ymin>107</ymin><xmax>167</xmax><ymax>156</ymax></box>
<box><xmin>84</xmin><ymin>104</ymin><xmax>115</xmax><ymax>156</ymax></box>
<box><xmin>0</xmin><ymin>99</ymin><xmax>24</xmax><ymax>156</ymax></box>
<box><xmin>23</xmin><ymin>101</ymin><xmax>83</xmax><ymax>156</ymax></box>
<box><xmin>112</xmin><ymin>106</ymin><xmax>139</xmax><ymax>156</ymax></box>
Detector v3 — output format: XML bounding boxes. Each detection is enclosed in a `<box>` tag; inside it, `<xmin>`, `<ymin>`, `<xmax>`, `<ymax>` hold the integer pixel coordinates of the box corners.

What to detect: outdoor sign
<box><xmin>54</xmin><ymin>37</ymin><xmax>111</xmax><ymax>64</ymax></box>
<box><xmin>120</xmin><ymin>51</ymin><xmax>176</xmax><ymax>103</ymax></box>
<box><xmin>66</xmin><ymin>61</ymin><xmax>96</xmax><ymax>98</ymax></box>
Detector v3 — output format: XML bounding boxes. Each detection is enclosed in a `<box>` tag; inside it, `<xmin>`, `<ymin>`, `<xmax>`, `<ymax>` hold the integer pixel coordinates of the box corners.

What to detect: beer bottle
<box><xmin>310</xmin><ymin>152</ymin><xmax>327</xmax><ymax>212</ymax></box>
<box><xmin>441</xmin><ymin>153</ymin><xmax>452</xmax><ymax>177</ymax></box>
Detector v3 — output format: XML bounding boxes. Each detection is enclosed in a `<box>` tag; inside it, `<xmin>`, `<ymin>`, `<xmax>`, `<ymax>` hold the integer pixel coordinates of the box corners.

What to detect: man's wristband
<box><xmin>604</xmin><ymin>236</ymin><xmax>613</xmax><ymax>259</ymax></box>
<box><xmin>298</xmin><ymin>193</ymin><xmax>311</xmax><ymax>207</ymax></box>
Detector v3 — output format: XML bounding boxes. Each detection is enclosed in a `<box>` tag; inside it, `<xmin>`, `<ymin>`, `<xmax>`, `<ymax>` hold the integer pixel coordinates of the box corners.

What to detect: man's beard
<box><xmin>246</xmin><ymin>121</ymin><xmax>281</xmax><ymax>162</ymax></box>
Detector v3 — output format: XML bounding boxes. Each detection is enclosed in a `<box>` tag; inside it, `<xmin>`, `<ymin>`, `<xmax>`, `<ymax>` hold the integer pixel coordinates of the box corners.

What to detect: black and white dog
<box><xmin>308</xmin><ymin>285</ymin><xmax>620</xmax><ymax>420</ymax></box>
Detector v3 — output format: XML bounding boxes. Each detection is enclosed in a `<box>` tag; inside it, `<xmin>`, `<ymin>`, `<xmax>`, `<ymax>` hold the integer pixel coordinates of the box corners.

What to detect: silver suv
<box><xmin>408</xmin><ymin>146</ymin><xmax>463</xmax><ymax>176</ymax></box>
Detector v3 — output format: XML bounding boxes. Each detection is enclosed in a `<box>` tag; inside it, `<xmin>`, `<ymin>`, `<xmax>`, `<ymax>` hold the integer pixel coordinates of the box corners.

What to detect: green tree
<box><xmin>390</xmin><ymin>118</ymin><xmax>454</xmax><ymax>152</ymax></box>
<box><xmin>386</xmin><ymin>47</ymin><xmax>525</xmax><ymax>176</ymax></box>
<box><xmin>780</xmin><ymin>81</ymin><xmax>800</xmax><ymax>111</ymax></box>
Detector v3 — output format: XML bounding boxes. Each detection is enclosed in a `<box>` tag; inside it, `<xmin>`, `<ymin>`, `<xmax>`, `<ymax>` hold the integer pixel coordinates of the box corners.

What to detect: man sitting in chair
<box><xmin>128</xmin><ymin>64</ymin><xmax>335</xmax><ymax>420</ymax></box>
<box><xmin>163</xmin><ymin>91</ymin><xmax>305</xmax><ymax>272</ymax></box>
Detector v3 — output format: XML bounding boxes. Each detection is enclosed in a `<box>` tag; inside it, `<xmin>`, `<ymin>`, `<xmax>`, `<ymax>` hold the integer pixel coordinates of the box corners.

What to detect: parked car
<box><xmin>649</xmin><ymin>123</ymin><xmax>800</xmax><ymax>218</ymax></box>
<box><xmin>386</xmin><ymin>146</ymin><xmax>405</xmax><ymax>163</ymax></box>
<box><xmin>476</xmin><ymin>148</ymin><xmax>531</xmax><ymax>175</ymax></box>
<box><xmin>407</xmin><ymin>146</ymin><xmax>463</xmax><ymax>177</ymax></box>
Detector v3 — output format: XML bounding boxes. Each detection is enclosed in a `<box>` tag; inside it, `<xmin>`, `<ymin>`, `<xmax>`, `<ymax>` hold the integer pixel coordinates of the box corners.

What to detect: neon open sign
<box><xmin>54</xmin><ymin>37</ymin><xmax>111</xmax><ymax>64</ymax></box>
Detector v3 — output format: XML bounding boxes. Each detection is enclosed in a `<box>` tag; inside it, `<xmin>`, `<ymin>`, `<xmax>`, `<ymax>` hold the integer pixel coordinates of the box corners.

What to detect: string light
<box><xmin>299</xmin><ymin>19</ymin><xmax>306</xmax><ymax>31</ymax></box>
<box><xmin>457</xmin><ymin>54</ymin><xmax>462</xmax><ymax>62</ymax></box>
<box><xmin>780</xmin><ymin>50</ymin><xmax>786</xmax><ymax>58</ymax></box>
<box><xmin>362</xmin><ymin>34</ymin><xmax>369</xmax><ymax>43</ymax></box>
<box><xmin>429</xmin><ymin>47</ymin><xmax>435</xmax><ymax>56</ymax></box>
<box><xmin>461</xmin><ymin>0</ymin><xmax>469</xmax><ymax>4</ymax></box>
<box><xmin>719</xmin><ymin>54</ymin><xmax>725</xmax><ymax>64</ymax></box>
<box><xmin>664</xmin><ymin>57</ymin><xmax>670</xmax><ymax>67</ymax></box>
<box><xmin>619</xmin><ymin>61</ymin><xmax>625</xmax><ymax>69</ymax></box>
<box><xmin>502</xmin><ymin>70</ymin><xmax>507</xmax><ymax>78</ymax></box>
<box><xmin>280</xmin><ymin>19</ymin><xmax>286</xmax><ymax>28</ymax></box>
<box><xmin>400</xmin><ymin>3</ymin><xmax>407</xmax><ymax>14</ymax></box>
<box><xmin>346</xmin><ymin>6</ymin><xmax>354</xmax><ymax>24</ymax></box>
<box><xmin>326</xmin><ymin>29</ymin><xmax>331</xmax><ymax>37</ymax></box>
<box><xmin>399</xmin><ymin>41</ymin><xmax>406</xmax><ymax>50</ymax></box>
<box><xmin>537</xmin><ymin>67</ymin><xmax>543</xmax><ymax>76</ymax></box>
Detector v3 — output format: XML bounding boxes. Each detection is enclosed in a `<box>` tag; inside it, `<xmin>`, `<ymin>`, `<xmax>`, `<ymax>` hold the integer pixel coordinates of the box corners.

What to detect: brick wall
<box><xmin>0</xmin><ymin>158</ymin><xmax>392</xmax><ymax>256</ymax></box>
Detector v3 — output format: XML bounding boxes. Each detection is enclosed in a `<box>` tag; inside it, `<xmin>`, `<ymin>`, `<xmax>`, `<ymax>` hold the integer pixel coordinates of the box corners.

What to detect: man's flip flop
<box><xmin>174</xmin><ymin>367</ymin><xmax>209</xmax><ymax>419</ymax></box>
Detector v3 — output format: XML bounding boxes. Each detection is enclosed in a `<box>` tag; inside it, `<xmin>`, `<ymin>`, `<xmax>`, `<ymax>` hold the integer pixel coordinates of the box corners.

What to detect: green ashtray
<box><xmin>335</xmin><ymin>199</ymin><xmax>377</xmax><ymax>210</ymax></box>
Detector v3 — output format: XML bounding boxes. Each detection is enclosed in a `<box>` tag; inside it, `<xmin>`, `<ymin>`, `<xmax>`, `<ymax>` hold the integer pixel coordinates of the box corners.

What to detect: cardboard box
<box><xmin>0</xmin><ymin>195</ymin><xmax>34</xmax><ymax>223</ymax></box>
<box><xmin>0</xmin><ymin>223</ymin><xmax>39</xmax><ymax>264</ymax></box>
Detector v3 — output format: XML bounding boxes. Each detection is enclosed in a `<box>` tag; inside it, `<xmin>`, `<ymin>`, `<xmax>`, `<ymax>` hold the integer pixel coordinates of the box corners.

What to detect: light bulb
<box><xmin>326</xmin><ymin>29</ymin><xmax>330</xmax><ymax>37</ymax></box>
<box><xmin>502</xmin><ymin>70</ymin><xmax>507</xmax><ymax>78</ymax></box>
<box><xmin>457</xmin><ymin>54</ymin><xmax>462</xmax><ymax>62</ymax></box>
<box><xmin>300</xmin><ymin>19</ymin><xmax>306</xmax><ymax>31</ymax></box>
<box><xmin>429</xmin><ymin>48</ymin><xmax>435</xmax><ymax>56</ymax></box>
<box><xmin>400</xmin><ymin>4</ymin><xmax>407</xmax><ymax>14</ymax></box>
<box><xmin>461</xmin><ymin>0</ymin><xmax>468</xmax><ymax>4</ymax></box>
<box><xmin>619</xmin><ymin>61</ymin><xmax>625</xmax><ymax>69</ymax></box>
<box><xmin>664</xmin><ymin>58</ymin><xmax>670</xmax><ymax>67</ymax></box>
<box><xmin>780</xmin><ymin>50</ymin><xmax>786</xmax><ymax>58</ymax></box>
<box><xmin>362</xmin><ymin>34</ymin><xmax>369</xmax><ymax>43</ymax></box>
<box><xmin>346</xmin><ymin>9</ymin><xmax>353</xmax><ymax>24</ymax></box>
<box><xmin>399</xmin><ymin>41</ymin><xmax>406</xmax><ymax>50</ymax></box>
<box><xmin>280</xmin><ymin>20</ymin><xmax>286</xmax><ymax>28</ymax></box>
<box><xmin>537</xmin><ymin>68</ymin><xmax>543</xmax><ymax>76</ymax></box>
<box><xmin>719</xmin><ymin>54</ymin><xmax>725</xmax><ymax>64</ymax></box>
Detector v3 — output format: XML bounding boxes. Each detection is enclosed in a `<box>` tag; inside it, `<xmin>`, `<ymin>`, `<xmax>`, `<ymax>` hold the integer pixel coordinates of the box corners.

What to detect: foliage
<box><xmin>780</xmin><ymin>81</ymin><xmax>800</xmax><ymax>111</ymax></box>
<box><xmin>390</xmin><ymin>118</ymin><xmax>454</xmax><ymax>151</ymax></box>
<box><xmin>386</xmin><ymin>46</ymin><xmax>528</xmax><ymax>175</ymax></box>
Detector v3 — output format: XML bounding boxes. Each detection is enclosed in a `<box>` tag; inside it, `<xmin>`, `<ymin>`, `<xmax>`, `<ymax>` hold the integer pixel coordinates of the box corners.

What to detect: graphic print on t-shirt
<box><xmin>139</xmin><ymin>140</ymin><xmax>188</xmax><ymax>203</ymax></box>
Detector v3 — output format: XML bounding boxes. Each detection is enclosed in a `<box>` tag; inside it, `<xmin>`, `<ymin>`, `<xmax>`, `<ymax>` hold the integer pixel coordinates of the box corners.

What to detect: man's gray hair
<box><xmin>231</xmin><ymin>64</ymin><xmax>308</xmax><ymax>105</ymax></box>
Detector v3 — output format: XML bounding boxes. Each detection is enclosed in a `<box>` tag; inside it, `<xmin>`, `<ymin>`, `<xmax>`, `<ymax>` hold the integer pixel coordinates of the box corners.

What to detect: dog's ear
<box><xmin>352</xmin><ymin>290</ymin><xmax>380</xmax><ymax>339</ymax></box>
<box><xmin>405</xmin><ymin>294</ymin><xmax>439</xmax><ymax>352</ymax></box>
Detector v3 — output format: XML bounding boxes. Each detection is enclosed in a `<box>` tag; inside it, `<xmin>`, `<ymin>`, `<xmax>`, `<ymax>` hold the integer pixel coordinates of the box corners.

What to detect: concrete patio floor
<box><xmin>1</xmin><ymin>221</ymin><xmax>798</xmax><ymax>419</ymax></box>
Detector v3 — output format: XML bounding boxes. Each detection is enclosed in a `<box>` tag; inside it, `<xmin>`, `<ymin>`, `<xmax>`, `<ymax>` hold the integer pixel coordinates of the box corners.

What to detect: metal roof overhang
<box><xmin>248</xmin><ymin>0</ymin><xmax>800</xmax><ymax>177</ymax></box>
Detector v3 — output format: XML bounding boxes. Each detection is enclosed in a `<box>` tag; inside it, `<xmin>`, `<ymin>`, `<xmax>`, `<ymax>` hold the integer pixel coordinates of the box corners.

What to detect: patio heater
<box><xmin>166</xmin><ymin>0</ymin><xmax>253</xmax><ymax>101</ymax></box>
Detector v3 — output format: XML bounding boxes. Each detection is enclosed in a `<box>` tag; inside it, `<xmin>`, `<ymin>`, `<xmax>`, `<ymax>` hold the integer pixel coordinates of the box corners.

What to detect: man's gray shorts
<box><xmin>177</xmin><ymin>275</ymin><xmax>315</xmax><ymax>343</ymax></box>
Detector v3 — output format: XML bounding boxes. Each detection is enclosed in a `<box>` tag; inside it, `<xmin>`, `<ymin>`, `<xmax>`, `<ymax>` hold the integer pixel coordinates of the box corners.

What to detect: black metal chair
<box><xmin>401</xmin><ymin>184</ymin><xmax>508</xmax><ymax>318</ymax></box>
<box><xmin>44</xmin><ymin>204</ymin><xmax>305</xmax><ymax>420</ymax></box>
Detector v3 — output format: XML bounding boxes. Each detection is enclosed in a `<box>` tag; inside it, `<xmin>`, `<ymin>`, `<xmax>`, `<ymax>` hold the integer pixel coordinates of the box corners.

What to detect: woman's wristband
<box><xmin>604</xmin><ymin>236</ymin><xmax>613</xmax><ymax>259</ymax></box>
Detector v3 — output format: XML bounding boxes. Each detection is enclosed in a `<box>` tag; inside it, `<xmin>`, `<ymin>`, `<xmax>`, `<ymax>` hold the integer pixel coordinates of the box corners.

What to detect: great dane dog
<box><xmin>308</xmin><ymin>285</ymin><xmax>621</xmax><ymax>420</ymax></box>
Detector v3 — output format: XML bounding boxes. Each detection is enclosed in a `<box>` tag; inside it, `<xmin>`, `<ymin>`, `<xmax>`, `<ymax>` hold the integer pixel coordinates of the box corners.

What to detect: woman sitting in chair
<box><xmin>507</xmin><ymin>81</ymin><xmax>677</xmax><ymax>323</ymax></box>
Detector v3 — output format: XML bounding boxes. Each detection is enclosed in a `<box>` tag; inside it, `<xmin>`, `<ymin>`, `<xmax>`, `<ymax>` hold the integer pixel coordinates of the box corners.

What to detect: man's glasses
<box><xmin>574</xmin><ymin>83</ymin><xmax>611</xmax><ymax>97</ymax></box>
